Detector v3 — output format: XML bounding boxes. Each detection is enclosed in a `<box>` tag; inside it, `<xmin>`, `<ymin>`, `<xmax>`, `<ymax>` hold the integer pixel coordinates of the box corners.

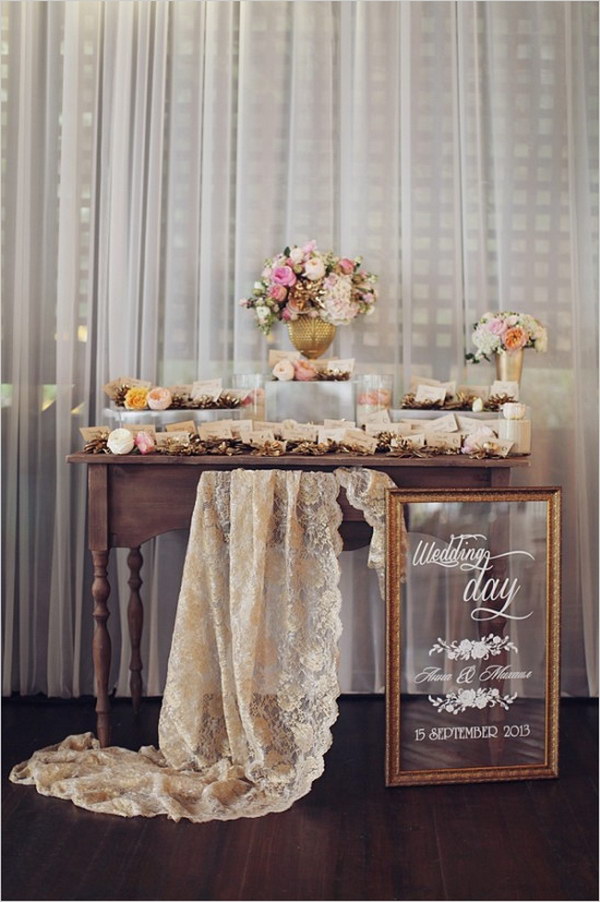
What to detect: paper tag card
<box><xmin>323</xmin><ymin>418</ymin><xmax>356</xmax><ymax>429</ymax></box>
<box><xmin>404</xmin><ymin>433</ymin><xmax>426</xmax><ymax>448</ymax></box>
<box><xmin>155</xmin><ymin>431</ymin><xmax>190</xmax><ymax>447</ymax></box>
<box><xmin>364</xmin><ymin>408</ymin><xmax>391</xmax><ymax>425</ymax></box>
<box><xmin>198</xmin><ymin>421</ymin><xmax>234</xmax><ymax>440</ymax></box>
<box><xmin>422</xmin><ymin>414</ymin><xmax>458</xmax><ymax>433</ymax></box>
<box><xmin>79</xmin><ymin>426</ymin><xmax>110</xmax><ymax>441</ymax></box>
<box><xmin>318</xmin><ymin>427</ymin><xmax>347</xmax><ymax>444</ymax></box>
<box><xmin>488</xmin><ymin>438</ymin><xmax>514</xmax><ymax>457</ymax></box>
<box><xmin>425</xmin><ymin>432</ymin><xmax>462</xmax><ymax>450</ymax></box>
<box><xmin>167</xmin><ymin>384</ymin><xmax>193</xmax><ymax>398</ymax></box>
<box><xmin>415</xmin><ymin>384</ymin><xmax>447</xmax><ymax>405</ymax></box>
<box><xmin>268</xmin><ymin>349</ymin><xmax>302</xmax><ymax>367</ymax></box>
<box><xmin>282</xmin><ymin>424</ymin><xmax>319</xmax><ymax>443</ymax></box>
<box><xmin>490</xmin><ymin>380</ymin><xmax>519</xmax><ymax>401</ymax></box>
<box><xmin>457</xmin><ymin>384</ymin><xmax>490</xmax><ymax>401</ymax></box>
<box><xmin>439</xmin><ymin>380</ymin><xmax>456</xmax><ymax>398</ymax></box>
<box><xmin>245</xmin><ymin>429</ymin><xmax>276</xmax><ymax>445</ymax></box>
<box><xmin>120</xmin><ymin>423</ymin><xmax>157</xmax><ymax>438</ymax></box>
<box><xmin>341</xmin><ymin>429</ymin><xmax>378</xmax><ymax>453</ymax></box>
<box><xmin>165</xmin><ymin>420</ymin><xmax>196</xmax><ymax>433</ymax></box>
<box><xmin>230</xmin><ymin>419</ymin><xmax>253</xmax><ymax>439</ymax></box>
<box><xmin>409</xmin><ymin>375</ymin><xmax>441</xmax><ymax>393</ymax></box>
<box><xmin>191</xmin><ymin>379</ymin><xmax>223</xmax><ymax>401</ymax></box>
<box><xmin>252</xmin><ymin>420</ymin><xmax>283</xmax><ymax>437</ymax></box>
<box><xmin>365</xmin><ymin>422</ymin><xmax>412</xmax><ymax>437</ymax></box>
<box><xmin>103</xmin><ymin>376</ymin><xmax>152</xmax><ymax>399</ymax></box>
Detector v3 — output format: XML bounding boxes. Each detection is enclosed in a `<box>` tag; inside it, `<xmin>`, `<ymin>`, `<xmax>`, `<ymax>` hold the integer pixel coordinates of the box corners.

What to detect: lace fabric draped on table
<box><xmin>10</xmin><ymin>468</ymin><xmax>397</xmax><ymax>823</ymax></box>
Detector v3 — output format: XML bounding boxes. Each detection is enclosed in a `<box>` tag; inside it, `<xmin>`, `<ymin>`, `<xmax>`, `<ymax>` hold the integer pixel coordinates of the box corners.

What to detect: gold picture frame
<box><xmin>386</xmin><ymin>487</ymin><xmax>561</xmax><ymax>786</ymax></box>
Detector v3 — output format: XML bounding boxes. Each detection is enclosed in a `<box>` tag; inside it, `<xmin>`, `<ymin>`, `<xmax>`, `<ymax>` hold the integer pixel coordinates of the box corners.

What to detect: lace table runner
<box><xmin>10</xmin><ymin>468</ymin><xmax>395</xmax><ymax>823</ymax></box>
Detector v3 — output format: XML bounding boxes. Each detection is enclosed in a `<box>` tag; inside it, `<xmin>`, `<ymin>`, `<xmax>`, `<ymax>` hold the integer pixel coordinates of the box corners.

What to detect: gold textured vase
<box><xmin>495</xmin><ymin>349</ymin><xmax>524</xmax><ymax>384</ymax></box>
<box><xmin>287</xmin><ymin>318</ymin><xmax>336</xmax><ymax>359</ymax></box>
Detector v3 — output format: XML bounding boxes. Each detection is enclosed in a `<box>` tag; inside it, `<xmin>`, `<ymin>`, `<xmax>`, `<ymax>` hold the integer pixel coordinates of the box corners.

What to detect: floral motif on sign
<box><xmin>429</xmin><ymin>634</ymin><xmax>518</xmax><ymax>662</ymax></box>
<box><xmin>428</xmin><ymin>688</ymin><xmax>517</xmax><ymax>714</ymax></box>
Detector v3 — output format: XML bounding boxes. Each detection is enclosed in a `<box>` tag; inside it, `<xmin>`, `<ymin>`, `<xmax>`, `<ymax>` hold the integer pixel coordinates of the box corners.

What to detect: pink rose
<box><xmin>273</xmin><ymin>265</ymin><xmax>297</xmax><ymax>287</ymax></box>
<box><xmin>269</xmin><ymin>283</ymin><xmax>287</xmax><ymax>302</ymax></box>
<box><xmin>338</xmin><ymin>257</ymin><xmax>355</xmax><ymax>275</ymax></box>
<box><xmin>487</xmin><ymin>317</ymin><xmax>508</xmax><ymax>336</ymax></box>
<box><xmin>303</xmin><ymin>240</ymin><xmax>317</xmax><ymax>256</ymax></box>
<box><xmin>134</xmin><ymin>431</ymin><xmax>155</xmax><ymax>455</ymax></box>
<box><xmin>293</xmin><ymin>360</ymin><xmax>317</xmax><ymax>382</ymax></box>
<box><xmin>147</xmin><ymin>386</ymin><xmax>172</xmax><ymax>410</ymax></box>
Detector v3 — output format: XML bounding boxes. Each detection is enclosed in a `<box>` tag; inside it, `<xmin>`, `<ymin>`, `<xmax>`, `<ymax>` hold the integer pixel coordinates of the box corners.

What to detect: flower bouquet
<box><xmin>240</xmin><ymin>240</ymin><xmax>377</xmax><ymax>357</ymax></box>
<box><xmin>466</xmin><ymin>312</ymin><xmax>548</xmax><ymax>363</ymax></box>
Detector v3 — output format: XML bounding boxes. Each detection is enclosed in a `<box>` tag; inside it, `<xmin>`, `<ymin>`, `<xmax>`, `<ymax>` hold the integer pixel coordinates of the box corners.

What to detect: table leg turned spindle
<box><xmin>127</xmin><ymin>546</ymin><xmax>144</xmax><ymax>714</ymax></box>
<box><xmin>92</xmin><ymin>549</ymin><xmax>112</xmax><ymax>747</ymax></box>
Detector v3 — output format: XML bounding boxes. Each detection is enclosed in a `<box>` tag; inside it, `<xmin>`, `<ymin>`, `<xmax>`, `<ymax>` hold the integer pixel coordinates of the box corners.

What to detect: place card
<box><xmin>243</xmin><ymin>429</ymin><xmax>277</xmax><ymax>445</ymax></box>
<box><xmin>252</xmin><ymin>420</ymin><xmax>283</xmax><ymax>437</ymax></box>
<box><xmin>167</xmin><ymin>384</ymin><xmax>193</xmax><ymax>398</ymax></box>
<box><xmin>323</xmin><ymin>418</ymin><xmax>356</xmax><ymax>429</ymax></box>
<box><xmin>490</xmin><ymin>380</ymin><xmax>519</xmax><ymax>401</ymax></box>
<box><xmin>281</xmin><ymin>423</ymin><xmax>319</xmax><ymax>442</ymax></box>
<box><xmin>487</xmin><ymin>438</ymin><xmax>514</xmax><ymax>457</ymax></box>
<box><xmin>165</xmin><ymin>420</ymin><xmax>196</xmax><ymax>433</ymax></box>
<box><xmin>415</xmin><ymin>384</ymin><xmax>447</xmax><ymax>405</ymax></box>
<box><xmin>422</xmin><ymin>414</ymin><xmax>458</xmax><ymax>433</ymax></box>
<box><xmin>79</xmin><ymin>426</ymin><xmax>110</xmax><ymax>441</ymax></box>
<box><xmin>103</xmin><ymin>376</ymin><xmax>152</xmax><ymax>399</ymax></box>
<box><xmin>403</xmin><ymin>433</ymin><xmax>426</xmax><ymax>448</ymax></box>
<box><xmin>364</xmin><ymin>408</ymin><xmax>391</xmax><ymax>425</ymax></box>
<box><xmin>365</xmin><ymin>422</ymin><xmax>412</xmax><ymax>437</ymax></box>
<box><xmin>268</xmin><ymin>349</ymin><xmax>302</xmax><ymax>366</ymax></box>
<box><xmin>409</xmin><ymin>375</ymin><xmax>442</xmax><ymax>393</ymax></box>
<box><xmin>425</xmin><ymin>432</ymin><xmax>462</xmax><ymax>450</ymax></box>
<box><xmin>191</xmin><ymin>379</ymin><xmax>223</xmax><ymax>401</ymax></box>
<box><xmin>318</xmin><ymin>427</ymin><xmax>347</xmax><ymax>444</ymax></box>
<box><xmin>341</xmin><ymin>429</ymin><xmax>378</xmax><ymax>453</ymax></box>
<box><xmin>230</xmin><ymin>419</ymin><xmax>253</xmax><ymax>439</ymax></box>
<box><xmin>119</xmin><ymin>423</ymin><xmax>157</xmax><ymax>438</ymax></box>
<box><xmin>155</xmin><ymin>431</ymin><xmax>190</xmax><ymax>447</ymax></box>
<box><xmin>198</xmin><ymin>420</ymin><xmax>234</xmax><ymax>440</ymax></box>
<box><xmin>457</xmin><ymin>415</ymin><xmax>495</xmax><ymax>435</ymax></box>
<box><xmin>457</xmin><ymin>384</ymin><xmax>490</xmax><ymax>401</ymax></box>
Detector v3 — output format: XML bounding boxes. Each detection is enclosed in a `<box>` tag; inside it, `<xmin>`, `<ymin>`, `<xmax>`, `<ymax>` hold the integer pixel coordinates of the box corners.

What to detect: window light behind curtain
<box><xmin>2</xmin><ymin>1</ymin><xmax>598</xmax><ymax>698</ymax></box>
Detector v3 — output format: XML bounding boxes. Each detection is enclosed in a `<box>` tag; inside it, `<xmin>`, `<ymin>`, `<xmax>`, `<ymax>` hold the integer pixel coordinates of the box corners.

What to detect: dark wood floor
<box><xmin>2</xmin><ymin>697</ymin><xmax>598</xmax><ymax>901</ymax></box>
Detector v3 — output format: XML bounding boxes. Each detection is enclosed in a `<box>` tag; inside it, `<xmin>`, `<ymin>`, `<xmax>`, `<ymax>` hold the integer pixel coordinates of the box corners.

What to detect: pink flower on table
<box><xmin>135</xmin><ymin>431</ymin><xmax>155</xmax><ymax>455</ymax></box>
<box><xmin>293</xmin><ymin>359</ymin><xmax>318</xmax><ymax>381</ymax></box>
<box><xmin>486</xmin><ymin>317</ymin><xmax>508</xmax><ymax>336</ymax></box>
<box><xmin>269</xmin><ymin>283</ymin><xmax>287</xmax><ymax>302</ymax></box>
<box><xmin>273</xmin><ymin>265</ymin><xmax>297</xmax><ymax>287</ymax></box>
<box><xmin>147</xmin><ymin>387</ymin><xmax>172</xmax><ymax>410</ymax></box>
<box><xmin>338</xmin><ymin>257</ymin><xmax>355</xmax><ymax>275</ymax></box>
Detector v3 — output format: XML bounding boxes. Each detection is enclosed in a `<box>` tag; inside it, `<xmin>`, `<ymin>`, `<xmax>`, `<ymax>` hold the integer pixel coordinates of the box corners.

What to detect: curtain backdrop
<box><xmin>2</xmin><ymin>1</ymin><xmax>598</xmax><ymax>698</ymax></box>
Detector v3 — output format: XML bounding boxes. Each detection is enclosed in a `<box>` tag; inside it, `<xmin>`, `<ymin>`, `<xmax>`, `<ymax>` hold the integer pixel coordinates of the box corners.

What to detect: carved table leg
<box><xmin>127</xmin><ymin>546</ymin><xmax>144</xmax><ymax>715</ymax></box>
<box><xmin>92</xmin><ymin>550</ymin><xmax>112</xmax><ymax>747</ymax></box>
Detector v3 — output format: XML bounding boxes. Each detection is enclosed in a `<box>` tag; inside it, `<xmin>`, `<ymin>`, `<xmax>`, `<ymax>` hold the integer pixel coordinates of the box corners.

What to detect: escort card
<box><xmin>230</xmin><ymin>419</ymin><xmax>253</xmax><ymax>439</ymax></box>
<box><xmin>457</xmin><ymin>384</ymin><xmax>490</xmax><ymax>401</ymax></box>
<box><xmin>409</xmin><ymin>375</ymin><xmax>443</xmax><ymax>393</ymax></box>
<box><xmin>488</xmin><ymin>438</ymin><xmax>514</xmax><ymax>457</ymax></box>
<box><xmin>103</xmin><ymin>376</ymin><xmax>152</xmax><ymax>399</ymax></box>
<box><xmin>165</xmin><ymin>420</ymin><xmax>196</xmax><ymax>433</ymax></box>
<box><xmin>403</xmin><ymin>433</ymin><xmax>426</xmax><ymax>448</ymax></box>
<box><xmin>155</xmin><ymin>431</ymin><xmax>190</xmax><ymax>446</ymax></box>
<box><xmin>457</xmin><ymin>415</ymin><xmax>496</xmax><ymax>435</ymax></box>
<box><xmin>365</xmin><ymin>422</ymin><xmax>412</xmax><ymax>437</ymax></box>
<box><xmin>198</xmin><ymin>421</ymin><xmax>234</xmax><ymax>440</ymax></box>
<box><xmin>252</xmin><ymin>420</ymin><xmax>283</xmax><ymax>437</ymax></box>
<box><xmin>281</xmin><ymin>423</ymin><xmax>319</xmax><ymax>443</ymax></box>
<box><xmin>268</xmin><ymin>349</ymin><xmax>302</xmax><ymax>366</ymax></box>
<box><xmin>425</xmin><ymin>433</ymin><xmax>462</xmax><ymax>450</ymax></box>
<box><xmin>79</xmin><ymin>426</ymin><xmax>110</xmax><ymax>441</ymax></box>
<box><xmin>323</xmin><ymin>418</ymin><xmax>356</xmax><ymax>429</ymax></box>
<box><xmin>243</xmin><ymin>429</ymin><xmax>277</xmax><ymax>445</ymax></box>
<box><xmin>167</xmin><ymin>384</ymin><xmax>193</xmax><ymax>398</ymax></box>
<box><xmin>318</xmin><ymin>427</ymin><xmax>347</xmax><ymax>444</ymax></box>
<box><xmin>415</xmin><ymin>385</ymin><xmax>447</xmax><ymax>405</ymax></box>
<box><xmin>191</xmin><ymin>379</ymin><xmax>223</xmax><ymax>400</ymax></box>
<box><xmin>120</xmin><ymin>423</ymin><xmax>157</xmax><ymax>438</ymax></box>
<box><xmin>490</xmin><ymin>380</ymin><xmax>519</xmax><ymax>400</ymax></box>
<box><xmin>341</xmin><ymin>429</ymin><xmax>378</xmax><ymax>453</ymax></box>
<box><xmin>422</xmin><ymin>414</ymin><xmax>458</xmax><ymax>433</ymax></box>
<box><xmin>364</xmin><ymin>408</ymin><xmax>391</xmax><ymax>425</ymax></box>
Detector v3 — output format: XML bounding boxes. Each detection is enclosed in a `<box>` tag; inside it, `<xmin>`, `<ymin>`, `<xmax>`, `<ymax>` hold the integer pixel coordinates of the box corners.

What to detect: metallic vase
<box><xmin>495</xmin><ymin>349</ymin><xmax>524</xmax><ymax>384</ymax></box>
<box><xmin>287</xmin><ymin>318</ymin><xmax>336</xmax><ymax>359</ymax></box>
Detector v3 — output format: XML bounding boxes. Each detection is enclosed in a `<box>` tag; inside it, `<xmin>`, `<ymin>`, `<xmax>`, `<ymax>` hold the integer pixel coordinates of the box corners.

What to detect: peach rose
<box><xmin>293</xmin><ymin>359</ymin><xmax>317</xmax><ymax>381</ymax></box>
<box><xmin>147</xmin><ymin>387</ymin><xmax>172</xmax><ymax>410</ymax></box>
<box><xmin>134</xmin><ymin>431</ymin><xmax>155</xmax><ymax>454</ymax></box>
<box><xmin>124</xmin><ymin>387</ymin><xmax>149</xmax><ymax>410</ymax></box>
<box><xmin>503</xmin><ymin>326</ymin><xmax>528</xmax><ymax>351</ymax></box>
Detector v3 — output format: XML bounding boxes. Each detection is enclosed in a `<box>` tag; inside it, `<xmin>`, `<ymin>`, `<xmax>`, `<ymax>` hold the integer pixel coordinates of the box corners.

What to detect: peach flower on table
<box><xmin>147</xmin><ymin>387</ymin><xmax>172</xmax><ymax>410</ymax></box>
<box><xmin>503</xmin><ymin>326</ymin><xmax>528</xmax><ymax>351</ymax></box>
<box><xmin>124</xmin><ymin>387</ymin><xmax>149</xmax><ymax>410</ymax></box>
<box><xmin>293</xmin><ymin>360</ymin><xmax>318</xmax><ymax>382</ymax></box>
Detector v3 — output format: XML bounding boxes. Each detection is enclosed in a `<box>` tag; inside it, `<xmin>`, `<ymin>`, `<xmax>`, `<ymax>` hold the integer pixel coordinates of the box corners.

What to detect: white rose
<box><xmin>107</xmin><ymin>428</ymin><xmax>135</xmax><ymax>455</ymax></box>
<box><xmin>272</xmin><ymin>359</ymin><xmax>295</xmax><ymax>381</ymax></box>
<box><xmin>289</xmin><ymin>247</ymin><xmax>304</xmax><ymax>265</ymax></box>
<box><xmin>471</xmin><ymin>397</ymin><xmax>484</xmax><ymax>412</ymax></box>
<box><xmin>304</xmin><ymin>257</ymin><xmax>326</xmax><ymax>281</ymax></box>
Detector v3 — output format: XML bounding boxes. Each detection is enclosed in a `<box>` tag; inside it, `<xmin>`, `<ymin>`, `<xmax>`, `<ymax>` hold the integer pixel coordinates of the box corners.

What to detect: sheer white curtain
<box><xmin>2</xmin><ymin>1</ymin><xmax>598</xmax><ymax>699</ymax></box>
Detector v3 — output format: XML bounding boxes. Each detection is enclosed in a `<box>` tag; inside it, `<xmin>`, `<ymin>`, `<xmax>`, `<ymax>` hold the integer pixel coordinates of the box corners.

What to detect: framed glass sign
<box><xmin>386</xmin><ymin>488</ymin><xmax>561</xmax><ymax>786</ymax></box>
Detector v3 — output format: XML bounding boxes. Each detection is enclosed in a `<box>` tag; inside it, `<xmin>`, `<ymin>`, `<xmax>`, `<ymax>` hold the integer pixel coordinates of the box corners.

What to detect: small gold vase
<box><xmin>495</xmin><ymin>349</ymin><xmax>524</xmax><ymax>384</ymax></box>
<box><xmin>287</xmin><ymin>318</ymin><xmax>336</xmax><ymax>359</ymax></box>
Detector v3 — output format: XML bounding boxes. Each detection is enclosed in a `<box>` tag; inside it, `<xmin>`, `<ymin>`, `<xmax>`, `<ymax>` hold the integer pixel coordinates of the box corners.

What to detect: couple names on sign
<box><xmin>411</xmin><ymin>533</ymin><xmax>534</xmax><ymax>622</ymax></box>
<box><xmin>385</xmin><ymin>489</ymin><xmax>561</xmax><ymax>786</ymax></box>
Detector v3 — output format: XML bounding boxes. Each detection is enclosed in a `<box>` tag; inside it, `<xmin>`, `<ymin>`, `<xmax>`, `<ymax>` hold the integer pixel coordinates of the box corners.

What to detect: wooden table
<box><xmin>67</xmin><ymin>453</ymin><xmax>529</xmax><ymax>746</ymax></box>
